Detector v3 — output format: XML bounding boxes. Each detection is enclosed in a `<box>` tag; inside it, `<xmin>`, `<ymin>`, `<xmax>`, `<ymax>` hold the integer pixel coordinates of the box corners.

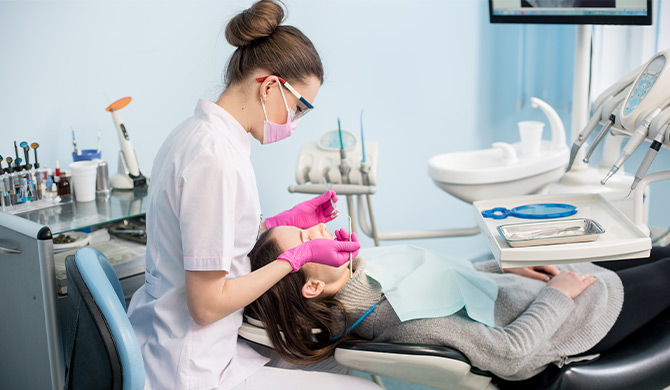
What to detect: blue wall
<box><xmin>0</xmin><ymin>1</ymin><xmax>580</xmax><ymax>256</ymax></box>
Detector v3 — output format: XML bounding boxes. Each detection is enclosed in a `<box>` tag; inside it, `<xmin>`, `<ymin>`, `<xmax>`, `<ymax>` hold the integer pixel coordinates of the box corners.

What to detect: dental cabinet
<box><xmin>0</xmin><ymin>189</ymin><xmax>148</xmax><ymax>389</ymax></box>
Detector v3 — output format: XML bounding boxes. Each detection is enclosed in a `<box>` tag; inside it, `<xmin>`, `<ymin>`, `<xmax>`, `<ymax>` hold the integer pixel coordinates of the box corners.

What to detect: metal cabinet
<box><xmin>0</xmin><ymin>189</ymin><xmax>147</xmax><ymax>389</ymax></box>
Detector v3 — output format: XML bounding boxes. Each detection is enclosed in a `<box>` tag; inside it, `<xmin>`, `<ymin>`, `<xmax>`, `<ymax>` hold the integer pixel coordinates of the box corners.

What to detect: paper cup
<box><xmin>518</xmin><ymin>121</ymin><xmax>544</xmax><ymax>159</ymax></box>
<box><xmin>69</xmin><ymin>161</ymin><xmax>98</xmax><ymax>202</ymax></box>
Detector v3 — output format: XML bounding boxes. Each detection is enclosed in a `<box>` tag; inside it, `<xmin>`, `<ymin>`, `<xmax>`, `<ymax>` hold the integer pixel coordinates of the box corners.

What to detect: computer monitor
<box><xmin>489</xmin><ymin>0</ymin><xmax>652</xmax><ymax>25</ymax></box>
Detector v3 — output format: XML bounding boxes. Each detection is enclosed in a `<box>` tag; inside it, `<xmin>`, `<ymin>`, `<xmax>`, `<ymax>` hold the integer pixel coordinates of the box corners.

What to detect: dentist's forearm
<box><xmin>186</xmin><ymin>259</ymin><xmax>292</xmax><ymax>326</ymax></box>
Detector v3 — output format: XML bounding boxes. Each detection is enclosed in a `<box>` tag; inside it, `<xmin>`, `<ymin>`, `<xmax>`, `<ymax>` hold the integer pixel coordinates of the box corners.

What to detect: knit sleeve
<box><xmin>379</xmin><ymin>286</ymin><xmax>575</xmax><ymax>379</ymax></box>
<box><xmin>473</xmin><ymin>259</ymin><xmax>504</xmax><ymax>274</ymax></box>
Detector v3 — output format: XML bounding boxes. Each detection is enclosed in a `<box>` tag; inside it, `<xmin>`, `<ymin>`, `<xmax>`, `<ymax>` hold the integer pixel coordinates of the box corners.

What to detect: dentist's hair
<box><xmin>247</xmin><ymin>228</ymin><xmax>350</xmax><ymax>364</ymax></box>
<box><xmin>224</xmin><ymin>0</ymin><xmax>324</xmax><ymax>86</ymax></box>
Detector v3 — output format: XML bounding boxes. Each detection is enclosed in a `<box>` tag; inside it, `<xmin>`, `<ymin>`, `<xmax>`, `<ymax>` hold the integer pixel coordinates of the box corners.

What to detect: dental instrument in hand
<box><xmin>601</xmin><ymin>107</ymin><xmax>662</xmax><ymax>185</ymax></box>
<box><xmin>348</xmin><ymin>215</ymin><xmax>353</xmax><ymax>278</ymax></box>
<box><xmin>322</xmin><ymin>177</ymin><xmax>340</xmax><ymax>219</ymax></box>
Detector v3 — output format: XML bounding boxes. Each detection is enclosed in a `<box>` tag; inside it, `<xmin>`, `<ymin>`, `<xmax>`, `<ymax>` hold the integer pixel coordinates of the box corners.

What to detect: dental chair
<box><xmin>64</xmin><ymin>247</ymin><xmax>145</xmax><ymax>390</ymax></box>
<box><xmin>239</xmin><ymin>308</ymin><xmax>670</xmax><ymax>390</ymax></box>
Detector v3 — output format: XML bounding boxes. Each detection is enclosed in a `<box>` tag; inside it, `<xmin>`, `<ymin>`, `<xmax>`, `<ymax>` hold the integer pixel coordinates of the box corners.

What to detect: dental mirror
<box><xmin>325</xmin><ymin>211</ymin><xmax>354</xmax><ymax>278</ymax></box>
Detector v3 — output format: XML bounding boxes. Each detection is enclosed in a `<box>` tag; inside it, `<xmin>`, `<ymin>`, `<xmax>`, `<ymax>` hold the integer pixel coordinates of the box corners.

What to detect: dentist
<box><xmin>127</xmin><ymin>1</ymin><xmax>376</xmax><ymax>389</ymax></box>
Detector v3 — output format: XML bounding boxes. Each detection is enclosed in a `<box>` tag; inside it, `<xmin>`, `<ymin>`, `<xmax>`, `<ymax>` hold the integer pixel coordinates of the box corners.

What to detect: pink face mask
<box><xmin>260</xmin><ymin>86</ymin><xmax>299</xmax><ymax>144</ymax></box>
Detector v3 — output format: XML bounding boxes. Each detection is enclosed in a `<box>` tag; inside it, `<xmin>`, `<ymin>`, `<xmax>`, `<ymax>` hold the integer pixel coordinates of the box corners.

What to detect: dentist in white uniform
<box><xmin>127</xmin><ymin>1</ymin><xmax>380</xmax><ymax>389</ymax></box>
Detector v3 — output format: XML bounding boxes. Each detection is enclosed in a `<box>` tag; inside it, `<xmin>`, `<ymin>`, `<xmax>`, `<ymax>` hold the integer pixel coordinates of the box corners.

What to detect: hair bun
<box><xmin>225</xmin><ymin>0</ymin><xmax>286</xmax><ymax>47</ymax></box>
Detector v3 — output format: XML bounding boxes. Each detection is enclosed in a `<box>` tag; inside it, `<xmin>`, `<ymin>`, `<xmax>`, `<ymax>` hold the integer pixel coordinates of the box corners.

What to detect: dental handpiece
<box><xmin>583</xmin><ymin>114</ymin><xmax>616</xmax><ymax>163</ymax></box>
<box><xmin>601</xmin><ymin>108</ymin><xmax>662</xmax><ymax>185</ymax></box>
<box><xmin>567</xmin><ymin>98</ymin><xmax>611</xmax><ymax>171</ymax></box>
<box><xmin>631</xmin><ymin>123</ymin><xmax>670</xmax><ymax>192</ymax></box>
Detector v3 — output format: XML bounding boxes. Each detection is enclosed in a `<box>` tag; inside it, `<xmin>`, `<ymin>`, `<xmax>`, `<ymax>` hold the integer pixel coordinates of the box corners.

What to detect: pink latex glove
<box><xmin>278</xmin><ymin>232</ymin><xmax>360</xmax><ymax>272</ymax></box>
<box><xmin>334</xmin><ymin>228</ymin><xmax>356</xmax><ymax>243</ymax></box>
<box><xmin>265</xmin><ymin>190</ymin><xmax>339</xmax><ymax>229</ymax></box>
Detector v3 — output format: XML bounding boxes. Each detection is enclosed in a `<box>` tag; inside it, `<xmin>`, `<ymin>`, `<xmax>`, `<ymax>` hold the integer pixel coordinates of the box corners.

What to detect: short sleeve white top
<box><xmin>127</xmin><ymin>99</ymin><xmax>269</xmax><ymax>389</ymax></box>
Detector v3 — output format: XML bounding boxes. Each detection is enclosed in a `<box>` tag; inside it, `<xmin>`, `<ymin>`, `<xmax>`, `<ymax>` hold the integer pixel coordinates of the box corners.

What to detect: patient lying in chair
<box><xmin>247</xmin><ymin>224</ymin><xmax>670</xmax><ymax>381</ymax></box>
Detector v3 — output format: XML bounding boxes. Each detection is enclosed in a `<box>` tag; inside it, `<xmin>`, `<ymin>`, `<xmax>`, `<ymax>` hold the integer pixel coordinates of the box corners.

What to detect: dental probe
<box><xmin>567</xmin><ymin>97</ymin><xmax>611</xmax><ymax>171</ymax></box>
<box><xmin>347</xmin><ymin>215</ymin><xmax>353</xmax><ymax>278</ymax></box>
<box><xmin>630</xmin><ymin>122</ymin><xmax>670</xmax><ymax>194</ymax></box>
<box><xmin>322</xmin><ymin>177</ymin><xmax>339</xmax><ymax>219</ymax></box>
<box><xmin>322</xmin><ymin>177</ymin><xmax>351</xmax><ymax>277</ymax></box>
<box><xmin>601</xmin><ymin>107</ymin><xmax>662</xmax><ymax>185</ymax></box>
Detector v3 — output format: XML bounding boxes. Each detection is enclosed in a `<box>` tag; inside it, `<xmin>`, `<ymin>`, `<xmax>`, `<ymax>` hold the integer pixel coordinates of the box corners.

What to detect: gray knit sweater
<box><xmin>334</xmin><ymin>257</ymin><xmax>623</xmax><ymax>380</ymax></box>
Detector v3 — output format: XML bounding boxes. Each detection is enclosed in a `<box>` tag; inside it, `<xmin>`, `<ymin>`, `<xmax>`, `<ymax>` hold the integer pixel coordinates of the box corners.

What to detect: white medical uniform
<box><xmin>128</xmin><ymin>99</ymin><xmax>268</xmax><ymax>389</ymax></box>
<box><xmin>128</xmin><ymin>99</ymin><xmax>381</xmax><ymax>390</ymax></box>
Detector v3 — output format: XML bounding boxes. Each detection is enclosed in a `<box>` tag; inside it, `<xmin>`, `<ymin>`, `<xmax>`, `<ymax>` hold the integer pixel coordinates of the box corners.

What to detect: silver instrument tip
<box><xmin>600</xmin><ymin>168</ymin><xmax>618</xmax><ymax>185</ymax></box>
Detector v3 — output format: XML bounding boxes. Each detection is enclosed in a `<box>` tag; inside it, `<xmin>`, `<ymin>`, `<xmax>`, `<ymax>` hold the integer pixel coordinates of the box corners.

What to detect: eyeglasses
<box><xmin>256</xmin><ymin>76</ymin><xmax>314</xmax><ymax>120</ymax></box>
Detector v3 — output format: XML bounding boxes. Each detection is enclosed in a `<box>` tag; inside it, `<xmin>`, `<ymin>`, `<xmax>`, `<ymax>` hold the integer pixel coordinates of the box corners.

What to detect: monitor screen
<box><xmin>489</xmin><ymin>0</ymin><xmax>652</xmax><ymax>25</ymax></box>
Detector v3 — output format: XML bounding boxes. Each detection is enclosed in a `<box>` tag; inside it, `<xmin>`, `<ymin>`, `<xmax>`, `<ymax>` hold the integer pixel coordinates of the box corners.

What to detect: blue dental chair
<box><xmin>64</xmin><ymin>247</ymin><xmax>145</xmax><ymax>390</ymax></box>
<box><xmin>240</xmin><ymin>307</ymin><xmax>670</xmax><ymax>389</ymax></box>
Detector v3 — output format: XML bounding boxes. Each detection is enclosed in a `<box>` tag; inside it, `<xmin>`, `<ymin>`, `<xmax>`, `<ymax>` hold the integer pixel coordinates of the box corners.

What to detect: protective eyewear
<box><xmin>256</xmin><ymin>76</ymin><xmax>314</xmax><ymax>120</ymax></box>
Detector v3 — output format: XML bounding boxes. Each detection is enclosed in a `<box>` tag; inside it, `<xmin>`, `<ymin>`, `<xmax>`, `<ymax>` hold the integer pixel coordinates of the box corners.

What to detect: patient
<box><xmin>247</xmin><ymin>224</ymin><xmax>670</xmax><ymax>381</ymax></box>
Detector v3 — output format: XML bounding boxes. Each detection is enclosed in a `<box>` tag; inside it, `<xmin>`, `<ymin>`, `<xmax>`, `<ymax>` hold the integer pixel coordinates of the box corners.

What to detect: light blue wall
<box><xmin>0</xmin><ymin>0</ymin><xmax>580</xmax><ymax>257</ymax></box>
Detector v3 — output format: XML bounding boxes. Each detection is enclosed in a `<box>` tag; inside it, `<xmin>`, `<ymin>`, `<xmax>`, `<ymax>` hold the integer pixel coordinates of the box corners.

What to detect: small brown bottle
<box><xmin>57</xmin><ymin>170</ymin><xmax>72</xmax><ymax>203</ymax></box>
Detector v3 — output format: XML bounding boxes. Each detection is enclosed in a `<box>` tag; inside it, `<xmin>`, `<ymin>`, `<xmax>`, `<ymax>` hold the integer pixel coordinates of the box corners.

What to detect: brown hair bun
<box><xmin>225</xmin><ymin>0</ymin><xmax>286</xmax><ymax>48</ymax></box>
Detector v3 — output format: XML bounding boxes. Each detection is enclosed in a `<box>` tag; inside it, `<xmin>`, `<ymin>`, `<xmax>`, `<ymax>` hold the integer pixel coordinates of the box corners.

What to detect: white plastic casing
<box><xmin>620</xmin><ymin>50</ymin><xmax>670</xmax><ymax>132</ymax></box>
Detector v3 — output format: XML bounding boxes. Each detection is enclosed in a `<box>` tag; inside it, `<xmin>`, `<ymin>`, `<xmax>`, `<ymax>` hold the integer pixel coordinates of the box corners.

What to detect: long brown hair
<box><xmin>247</xmin><ymin>228</ymin><xmax>349</xmax><ymax>364</ymax></box>
<box><xmin>224</xmin><ymin>0</ymin><xmax>324</xmax><ymax>86</ymax></box>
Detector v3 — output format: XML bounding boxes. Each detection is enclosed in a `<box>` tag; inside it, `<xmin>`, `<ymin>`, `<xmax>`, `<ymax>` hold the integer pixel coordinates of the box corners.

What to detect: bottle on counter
<box><xmin>54</xmin><ymin>160</ymin><xmax>72</xmax><ymax>203</ymax></box>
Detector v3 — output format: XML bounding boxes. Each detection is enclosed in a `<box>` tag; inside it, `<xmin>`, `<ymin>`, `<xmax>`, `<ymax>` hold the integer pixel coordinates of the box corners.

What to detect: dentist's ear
<box><xmin>302</xmin><ymin>279</ymin><xmax>325</xmax><ymax>299</ymax></box>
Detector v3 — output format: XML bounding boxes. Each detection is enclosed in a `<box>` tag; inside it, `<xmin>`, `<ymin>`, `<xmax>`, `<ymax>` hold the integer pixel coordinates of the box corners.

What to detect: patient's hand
<box><xmin>504</xmin><ymin>265</ymin><xmax>559</xmax><ymax>282</ymax></box>
<box><xmin>546</xmin><ymin>270</ymin><xmax>596</xmax><ymax>299</ymax></box>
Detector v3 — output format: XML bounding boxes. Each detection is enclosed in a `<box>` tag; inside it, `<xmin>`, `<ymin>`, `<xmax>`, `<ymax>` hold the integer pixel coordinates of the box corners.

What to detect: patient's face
<box><xmin>272</xmin><ymin>224</ymin><xmax>350</xmax><ymax>287</ymax></box>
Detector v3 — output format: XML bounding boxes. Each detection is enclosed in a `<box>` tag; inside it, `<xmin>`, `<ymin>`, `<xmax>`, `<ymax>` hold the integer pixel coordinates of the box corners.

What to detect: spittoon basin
<box><xmin>428</xmin><ymin>141</ymin><xmax>569</xmax><ymax>203</ymax></box>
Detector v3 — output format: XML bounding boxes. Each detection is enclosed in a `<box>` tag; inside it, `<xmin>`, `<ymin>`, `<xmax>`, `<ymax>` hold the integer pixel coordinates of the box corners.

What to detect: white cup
<box><xmin>518</xmin><ymin>121</ymin><xmax>544</xmax><ymax>159</ymax></box>
<box><xmin>69</xmin><ymin>161</ymin><xmax>98</xmax><ymax>202</ymax></box>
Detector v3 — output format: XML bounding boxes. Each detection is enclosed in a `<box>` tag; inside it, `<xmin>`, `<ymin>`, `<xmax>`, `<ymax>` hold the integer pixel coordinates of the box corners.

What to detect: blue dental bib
<box><xmin>360</xmin><ymin>245</ymin><xmax>498</xmax><ymax>327</ymax></box>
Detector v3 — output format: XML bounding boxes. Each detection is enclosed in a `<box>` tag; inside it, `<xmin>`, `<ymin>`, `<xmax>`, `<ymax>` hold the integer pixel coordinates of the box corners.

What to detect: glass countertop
<box><xmin>14</xmin><ymin>188</ymin><xmax>149</xmax><ymax>235</ymax></box>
